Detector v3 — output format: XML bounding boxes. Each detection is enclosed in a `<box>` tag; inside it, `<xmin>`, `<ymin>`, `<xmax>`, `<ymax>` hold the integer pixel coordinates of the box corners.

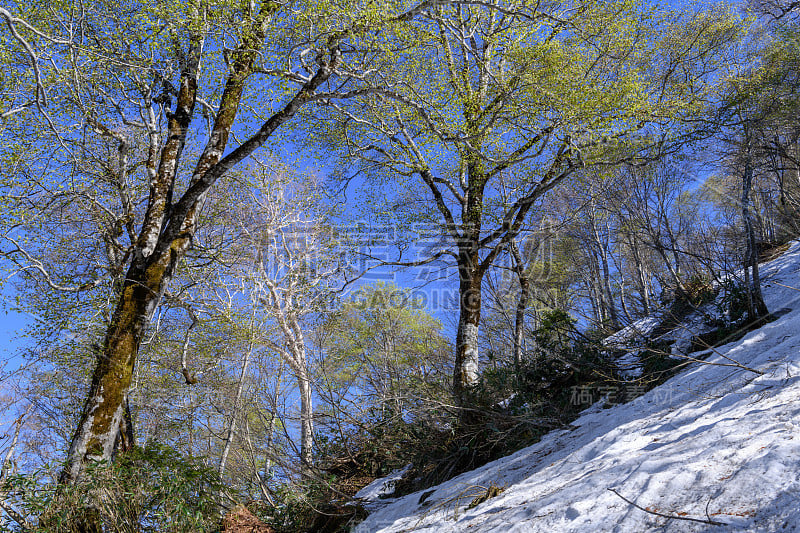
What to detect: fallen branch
<box><xmin>668</xmin><ymin>320</ymin><xmax>765</xmax><ymax>375</ymax></box>
<box><xmin>772</xmin><ymin>281</ymin><xmax>800</xmax><ymax>293</ymax></box>
<box><xmin>608</xmin><ymin>488</ymin><xmax>727</xmax><ymax>526</ymax></box>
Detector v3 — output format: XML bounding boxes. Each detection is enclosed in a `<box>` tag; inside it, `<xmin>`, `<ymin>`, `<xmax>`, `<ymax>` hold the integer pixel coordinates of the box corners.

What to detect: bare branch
<box><xmin>3</xmin><ymin>236</ymin><xmax>106</xmax><ymax>292</ymax></box>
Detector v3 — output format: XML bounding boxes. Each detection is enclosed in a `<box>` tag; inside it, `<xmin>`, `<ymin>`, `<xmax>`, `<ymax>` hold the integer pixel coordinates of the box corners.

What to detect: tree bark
<box><xmin>265</xmin><ymin>277</ymin><xmax>316</xmax><ymax>472</ymax></box>
<box><xmin>590</xmin><ymin>204</ymin><xmax>619</xmax><ymax>329</ymax></box>
<box><xmin>453</xmin><ymin>270</ymin><xmax>482</xmax><ymax>403</ymax></box>
<box><xmin>599</xmin><ymin>242</ymin><xmax>620</xmax><ymax>328</ymax></box>
<box><xmin>452</xmin><ymin>155</ymin><xmax>488</xmax><ymax>403</ymax></box>
<box><xmin>61</xmin><ymin>254</ymin><xmax>177</xmax><ymax>483</ymax></box>
<box><xmin>297</xmin><ymin>368</ymin><xmax>314</xmax><ymax>472</ymax></box>
<box><xmin>509</xmin><ymin>239</ymin><xmax>530</xmax><ymax>372</ymax></box>
<box><xmin>219</xmin><ymin>330</ymin><xmax>255</xmax><ymax>476</ymax></box>
<box><xmin>629</xmin><ymin>236</ymin><xmax>651</xmax><ymax>314</ymax></box>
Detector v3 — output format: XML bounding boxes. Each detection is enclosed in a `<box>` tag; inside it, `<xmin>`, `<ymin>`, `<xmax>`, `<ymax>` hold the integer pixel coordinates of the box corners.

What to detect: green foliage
<box><xmin>718</xmin><ymin>280</ymin><xmax>750</xmax><ymax>324</ymax></box>
<box><xmin>683</xmin><ymin>280</ymin><xmax>780</xmax><ymax>353</ymax></box>
<box><xmin>663</xmin><ymin>274</ymin><xmax>717</xmax><ymax>321</ymax></box>
<box><xmin>318</xmin><ymin>283</ymin><xmax>451</xmax><ymax>437</ymax></box>
<box><xmin>261</xmin><ymin>407</ymin><xmax>436</xmax><ymax>531</ymax></box>
<box><xmin>316</xmin><ymin>408</ymin><xmax>419</xmax><ymax>481</ymax></box>
<box><xmin>505</xmin><ymin>310</ymin><xmax>621</xmax><ymax>411</ymax></box>
<box><xmin>1</xmin><ymin>442</ymin><xmax>228</xmax><ymax>532</ymax></box>
<box><xmin>533</xmin><ymin>309</ymin><xmax>578</xmax><ymax>353</ymax></box>
<box><xmin>259</xmin><ymin>285</ymin><xmax>451</xmax><ymax>531</ymax></box>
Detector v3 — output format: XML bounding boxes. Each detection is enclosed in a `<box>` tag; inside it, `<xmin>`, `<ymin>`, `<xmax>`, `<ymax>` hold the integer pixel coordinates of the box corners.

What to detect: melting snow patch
<box><xmin>354</xmin><ymin>464</ymin><xmax>412</xmax><ymax>511</ymax></box>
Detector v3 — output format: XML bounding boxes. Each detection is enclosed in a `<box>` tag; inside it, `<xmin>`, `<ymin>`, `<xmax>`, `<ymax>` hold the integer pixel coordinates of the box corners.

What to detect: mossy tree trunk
<box><xmin>452</xmin><ymin>152</ymin><xmax>488</xmax><ymax>403</ymax></box>
<box><xmin>61</xmin><ymin>3</ymin><xmax>342</xmax><ymax>483</ymax></box>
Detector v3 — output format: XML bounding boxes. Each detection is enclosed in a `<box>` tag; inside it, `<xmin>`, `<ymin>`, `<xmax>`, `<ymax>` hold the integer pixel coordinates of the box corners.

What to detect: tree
<box><xmin>220</xmin><ymin>167</ymin><xmax>350</xmax><ymax>472</ymax></box>
<box><xmin>318</xmin><ymin>0</ymin><xmax>744</xmax><ymax>403</ymax></box>
<box><xmin>743</xmin><ymin>22</ymin><xmax>800</xmax><ymax>239</ymax></box>
<box><xmin>614</xmin><ymin>162</ymin><xmax>701</xmax><ymax>298</ymax></box>
<box><xmin>314</xmin><ymin>283</ymin><xmax>451</xmax><ymax>469</ymax></box>
<box><xmin>709</xmin><ymin>23</ymin><xmax>800</xmax><ymax>321</ymax></box>
<box><xmin>751</xmin><ymin>0</ymin><xmax>799</xmax><ymax>22</ymax></box>
<box><xmin>0</xmin><ymin>0</ymin><xmax>449</xmax><ymax>485</ymax></box>
<box><xmin>738</xmin><ymin>119</ymin><xmax>771</xmax><ymax>319</ymax></box>
<box><xmin>318</xmin><ymin>283</ymin><xmax>450</xmax><ymax>421</ymax></box>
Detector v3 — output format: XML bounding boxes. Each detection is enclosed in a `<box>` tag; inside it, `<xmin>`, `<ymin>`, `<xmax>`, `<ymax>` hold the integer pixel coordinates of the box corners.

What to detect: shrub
<box><xmin>718</xmin><ymin>280</ymin><xmax>750</xmax><ymax>324</ymax></box>
<box><xmin>274</xmin><ymin>310</ymin><xmax>624</xmax><ymax>528</ymax></box>
<box><xmin>261</xmin><ymin>475</ymin><xmax>367</xmax><ymax>533</ymax></box>
<box><xmin>639</xmin><ymin>340</ymin><xmax>685</xmax><ymax>386</ymax></box>
<box><xmin>683</xmin><ymin>275</ymin><xmax>716</xmax><ymax>306</ymax></box>
<box><xmin>256</xmin><ymin>408</ymin><xmax>421</xmax><ymax>532</ymax></box>
<box><xmin>1</xmin><ymin>442</ymin><xmax>228</xmax><ymax>532</ymax></box>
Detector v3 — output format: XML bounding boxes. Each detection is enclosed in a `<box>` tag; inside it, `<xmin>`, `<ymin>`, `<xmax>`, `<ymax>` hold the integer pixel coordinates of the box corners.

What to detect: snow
<box><xmin>356</xmin><ymin>240</ymin><xmax>800</xmax><ymax>532</ymax></box>
<box><xmin>605</xmin><ymin>251</ymin><xmax>796</xmax><ymax>376</ymax></box>
<box><xmin>354</xmin><ymin>465</ymin><xmax>412</xmax><ymax>512</ymax></box>
<box><xmin>604</xmin><ymin>312</ymin><xmax>666</xmax><ymax>347</ymax></box>
<box><xmin>603</xmin><ymin>307</ymin><xmax>673</xmax><ymax>377</ymax></box>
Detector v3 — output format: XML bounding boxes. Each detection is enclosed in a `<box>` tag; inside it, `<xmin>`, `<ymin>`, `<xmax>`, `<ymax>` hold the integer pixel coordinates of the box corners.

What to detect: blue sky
<box><xmin>0</xmin><ymin>284</ymin><xmax>29</xmax><ymax>371</ymax></box>
<box><xmin>0</xmin><ymin>0</ymin><xmax>743</xmax><ymax>371</ymax></box>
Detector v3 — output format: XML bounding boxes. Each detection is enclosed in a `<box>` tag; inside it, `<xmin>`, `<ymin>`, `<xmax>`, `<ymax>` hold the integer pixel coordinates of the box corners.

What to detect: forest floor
<box><xmin>354</xmin><ymin>240</ymin><xmax>800</xmax><ymax>532</ymax></box>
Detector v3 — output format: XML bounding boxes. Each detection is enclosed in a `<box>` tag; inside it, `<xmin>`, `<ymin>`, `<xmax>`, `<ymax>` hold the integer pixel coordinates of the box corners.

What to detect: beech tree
<box><xmin>318</xmin><ymin>283</ymin><xmax>450</xmax><ymax>420</ymax></box>
<box><xmin>0</xmin><ymin>0</ymin><xmax>446</xmax><ymax>485</ymax></box>
<box><xmin>317</xmin><ymin>0</ymin><xmax>744</xmax><ymax>403</ymax></box>
<box><xmin>314</xmin><ymin>283</ymin><xmax>451</xmax><ymax>470</ymax></box>
<box><xmin>752</xmin><ymin>0</ymin><xmax>799</xmax><ymax>21</ymax></box>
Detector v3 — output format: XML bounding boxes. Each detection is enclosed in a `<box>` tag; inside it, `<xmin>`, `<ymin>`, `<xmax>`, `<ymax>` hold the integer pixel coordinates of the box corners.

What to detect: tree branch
<box><xmin>608</xmin><ymin>488</ymin><xmax>727</xmax><ymax>526</ymax></box>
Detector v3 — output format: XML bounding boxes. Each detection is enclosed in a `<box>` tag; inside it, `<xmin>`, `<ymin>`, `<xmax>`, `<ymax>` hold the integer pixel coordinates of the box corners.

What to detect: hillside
<box><xmin>355</xmin><ymin>241</ymin><xmax>800</xmax><ymax>532</ymax></box>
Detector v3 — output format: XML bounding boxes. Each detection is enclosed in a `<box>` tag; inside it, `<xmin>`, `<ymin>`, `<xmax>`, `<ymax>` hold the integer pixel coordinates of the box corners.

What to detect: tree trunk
<box><xmin>653</xmin><ymin>241</ymin><xmax>686</xmax><ymax>300</ymax></box>
<box><xmin>588</xmin><ymin>253</ymin><xmax>608</xmax><ymax>324</ymax></box>
<box><xmin>219</xmin><ymin>331</ymin><xmax>255</xmax><ymax>476</ymax></box>
<box><xmin>619</xmin><ymin>279</ymin><xmax>634</xmax><ymax>323</ymax></box>
<box><xmin>630</xmin><ymin>237</ymin><xmax>651</xmax><ymax>314</ymax></box>
<box><xmin>452</xmin><ymin>146</ymin><xmax>488</xmax><ymax>405</ymax></box>
<box><xmin>742</xmin><ymin>127</ymin><xmax>769</xmax><ymax>321</ymax></box>
<box><xmin>113</xmin><ymin>399</ymin><xmax>136</xmax><ymax>456</ymax></box>
<box><xmin>268</xmin><ymin>289</ymin><xmax>316</xmax><ymax>473</ymax></box>
<box><xmin>513</xmin><ymin>270</ymin><xmax>529</xmax><ymax>372</ymax></box>
<box><xmin>589</xmin><ymin>289</ymin><xmax>601</xmax><ymax>324</ymax></box>
<box><xmin>591</xmin><ymin>212</ymin><xmax>619</xmax><ymax>329</ymax></box>
<box><xmin>453</xmin><ymin>268</ymin><xmax>482</xmax><ymax>403</ymax></box>
<box><xmin>259</xmin><ymin>415</ymin><xmax>277</xmax><ymax>505</ymax></box>
<box><xmin>297</xmin><ymin>368</ymin><xmax>314</xmax><ymax>472</ymax></box>
<box><xmin>599</xmin><ymin>243</ymin><xmax>620</xmax><ymax>328</ymax></box>
<box><xmin>509</xmin><ymin>239</ymin><xmax>529</xmax><ymax>372</ymax></box>
<box><xmin>61</xmin><ymin>252</ymin><xmax>176</xmax><ymax>483</ymax></box>
<box><xmin>60</xmin><ymin>4</ymin><xmax>336</xmax><ymax>483</ymax></box>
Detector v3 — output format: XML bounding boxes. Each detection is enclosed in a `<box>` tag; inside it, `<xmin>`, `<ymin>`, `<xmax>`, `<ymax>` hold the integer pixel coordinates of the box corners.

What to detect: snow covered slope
<box><xmin>356</xmin><ymin>240</ymin><xmax>800</xmax><ymax>532</ymax></box>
